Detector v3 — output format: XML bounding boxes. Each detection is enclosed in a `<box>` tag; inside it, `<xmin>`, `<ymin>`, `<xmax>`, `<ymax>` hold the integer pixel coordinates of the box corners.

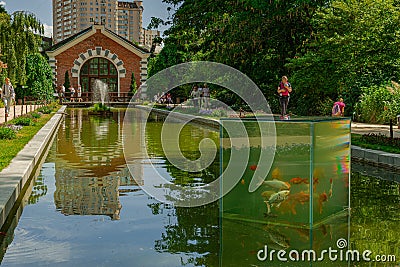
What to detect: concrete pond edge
<box><xmin>0</xmin><ymin>106</ymin><xmax>66</xmax><ymax>229</ymax></box>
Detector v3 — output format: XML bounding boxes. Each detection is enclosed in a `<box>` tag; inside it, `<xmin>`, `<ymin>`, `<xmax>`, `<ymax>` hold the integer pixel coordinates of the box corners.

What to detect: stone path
<box><xmin>351</xmin><ymin>122</ymin><xmax>400</xmax><ymax>138</ymax></box>
<box><xmin>0</xmin><ymin>105</ymin><xmax>40</xmax><ymax>125</ymax></box>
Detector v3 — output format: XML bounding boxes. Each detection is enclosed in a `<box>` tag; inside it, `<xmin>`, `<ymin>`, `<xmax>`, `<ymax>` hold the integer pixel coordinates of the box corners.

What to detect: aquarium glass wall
<box><xmin>220</xmin><ymin>117</ymin><xmax>351</xmax><ymax>266</ymax></box>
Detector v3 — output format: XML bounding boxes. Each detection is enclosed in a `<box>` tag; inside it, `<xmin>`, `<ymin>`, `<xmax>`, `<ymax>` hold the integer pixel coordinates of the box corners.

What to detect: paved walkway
<box><xmin>351</xmin><ymin>122</ymin><xmax>400</xmax><ymax>138</ymax></box>
<box><xmin>0</xmin><ymin>105</ymin><xmax>40</xmax><ymax>125</ymax></box>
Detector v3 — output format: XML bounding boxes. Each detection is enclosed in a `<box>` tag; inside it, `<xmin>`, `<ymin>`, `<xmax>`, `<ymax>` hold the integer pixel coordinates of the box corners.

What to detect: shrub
<box><xmin>37</xmin><ymin>106</ymin><xmax>52</xmax><ymax>114</ymax></box>
<box><xmin>355</xmin><ymin>83</ymin><xmax>393</xmax><ymax>124</ymax></box>
<box><xmin>315</xmin><ymin>97</ymin><xmax>336</xmax><ymax>116</ymax></box>
<box><xmin>0</xmin><ymin>127</ymin><xmax>16</xmax><ymax>139</ymax></box>
<box><xmin>31</xmin><ymin>112</ymin><xmax>41</xmax><ymax>119</ymax></box>
<box><xmin>25</xmin><ymin>53</ymin><xmax>54</xmax><ymax>101</ymax></box>
<box><xmin>92</xmin><ymin>103</ymin><xmax>111</xmax><ymax>112</ymax></box>
<box><xmin>360</xmin><ymin>133</ymin><xmax>400</xmax><ymax>147</ymax></box>
<box><xmin>211</xmin><ymin>109</ymin><xmax>227</xmax><ymax>117</ymax></box>
<box><xmin>13</xmin><ymin>116</ymin><xmax>33</xmax><ymax>126</ymax></box>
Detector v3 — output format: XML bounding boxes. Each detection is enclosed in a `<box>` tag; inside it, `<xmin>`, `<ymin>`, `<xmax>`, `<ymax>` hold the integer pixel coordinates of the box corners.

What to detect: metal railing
<box><xmin>59</xmin><ymin>92</ymin><xmax>135</xmax><ymax>103</ymax></box>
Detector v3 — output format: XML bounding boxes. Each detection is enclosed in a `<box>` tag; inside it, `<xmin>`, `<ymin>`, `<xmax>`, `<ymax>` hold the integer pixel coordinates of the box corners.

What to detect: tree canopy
<box><xmin>24</xmin><ymin>53</ymin><xmax>53</xmax><ymax>101</ymax></box>
<box><xmin>0</xmin><ymin>11</ymin><xmax>43</xmax><ymax>86</ymax></box>
<box><xmin>149</xmin><ymin>0</ymin><xmax>400</xmax><ymax>117</ymax></box>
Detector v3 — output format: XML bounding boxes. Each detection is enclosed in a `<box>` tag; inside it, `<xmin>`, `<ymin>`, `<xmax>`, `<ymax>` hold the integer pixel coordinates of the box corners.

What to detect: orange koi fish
<box><xmin>277</xmin><ymin>191</ymin><xmax>310</xmax><ymax>215</ymax></box>
<box><xmin>290</xmin><ymin>191</ymin><xmax>310</xmax><ymax>205</ymax></box>
<box><xmin>318</xmin><ymin>192</ymin><xmax>328</xmax><ymax>214</ymax></box>
<box><xmin>290</xmin><ymin>177</ymin><xmax>308</xmax><ymax>184</ymax></box>
<box><xmin>241</xmin><ymin>179</ymin><xmax>245</xmax><ymax>185</ymax></box>
<box><xmin>249</xmin><ymin>165</ymin><xmax>257</xmax><ymax>171</ymax></box>
<box><xmin>328</xmin><ymin>178</ymin><xmax>333</xmax><ymax>197</ymax></box>
<box><xmin>313</xmin><ymin>177</ymin><xmax>319</xmax><ymax>192</ymax></box>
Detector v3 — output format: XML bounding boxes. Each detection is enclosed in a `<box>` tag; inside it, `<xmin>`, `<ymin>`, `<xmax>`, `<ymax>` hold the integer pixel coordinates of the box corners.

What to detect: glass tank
<box><xmin>220</xmin><ymin>117</ymin><xmax>351</xmax><ymax>266</ymax></box>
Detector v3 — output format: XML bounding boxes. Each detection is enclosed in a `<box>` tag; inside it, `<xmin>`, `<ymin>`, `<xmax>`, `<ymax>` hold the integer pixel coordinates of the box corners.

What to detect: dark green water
<box><xmin>0</xmin><ymin>109</ymin><xmax>399</xmax><ymax>266</ymax></box>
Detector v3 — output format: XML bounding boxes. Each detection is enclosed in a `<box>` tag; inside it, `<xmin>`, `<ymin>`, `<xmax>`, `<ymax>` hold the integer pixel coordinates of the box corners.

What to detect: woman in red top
<box><xmin>277</xmin><ymin>76</ymin><xmax>292</xmax><ymax>119</ymax></box>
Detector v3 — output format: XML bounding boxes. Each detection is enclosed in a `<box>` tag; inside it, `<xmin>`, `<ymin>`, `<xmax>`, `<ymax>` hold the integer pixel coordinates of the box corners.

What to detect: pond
<box><xmin>0</xmin><ymin>109</ymin><xmax>399</xmax><ymax>266</ymax></box>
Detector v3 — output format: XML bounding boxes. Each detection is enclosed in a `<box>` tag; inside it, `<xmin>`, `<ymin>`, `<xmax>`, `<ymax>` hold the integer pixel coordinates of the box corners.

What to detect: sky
<box><xmin>1</xmin><ymin>0</ymin><xmax>171</xmax><ymax>37</ymax></box>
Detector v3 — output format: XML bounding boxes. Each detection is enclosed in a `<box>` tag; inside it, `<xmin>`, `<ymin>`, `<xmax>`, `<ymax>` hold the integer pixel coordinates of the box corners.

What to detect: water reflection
<box><xmin>54</xmin><ymin>109</ymin><xmax>135</xmax><ymax>220</ymax></box>
<box><xmin>350</xmin><ymin>168</ymin><xmax>400</xmax><ymax>265</ymax></box>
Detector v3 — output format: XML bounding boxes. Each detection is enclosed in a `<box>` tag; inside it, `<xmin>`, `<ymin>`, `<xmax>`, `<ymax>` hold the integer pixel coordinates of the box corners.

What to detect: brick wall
<box><xmin>55</xmin><ymin>30</ymin><xmax>142</xmax><ymax>93</ymax></box>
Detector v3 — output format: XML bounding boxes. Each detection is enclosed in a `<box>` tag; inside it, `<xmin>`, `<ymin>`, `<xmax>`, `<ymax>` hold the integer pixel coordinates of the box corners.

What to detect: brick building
<box><xmin>46</xmin><ymin>25</ymin><xmax>150</xmax><ymax>97</ymax></box>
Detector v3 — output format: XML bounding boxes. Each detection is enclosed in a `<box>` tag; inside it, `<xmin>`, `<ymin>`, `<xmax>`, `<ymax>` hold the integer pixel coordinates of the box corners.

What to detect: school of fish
<box><xmin>247</xmin><ymin>165</ymin><xmax>336</xmax><ymax>215</ymax></box>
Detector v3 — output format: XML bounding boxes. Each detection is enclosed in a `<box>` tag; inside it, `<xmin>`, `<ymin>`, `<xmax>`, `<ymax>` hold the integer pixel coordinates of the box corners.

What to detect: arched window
<box><xmin>80</xmin><ymin>57</ymin><xmax>118</xmax><ymax>92</ymax></box>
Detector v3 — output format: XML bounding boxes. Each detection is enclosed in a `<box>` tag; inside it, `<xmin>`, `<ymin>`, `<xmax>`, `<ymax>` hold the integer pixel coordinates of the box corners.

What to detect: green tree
<box><xmin>25</xmin><ymin>53</ymin><xmax>54</xmax><ymax>101</ymax></box>
<box><xmin>149</xmin><ymin>0</ymin><xmax>328</xmax><ymax>112</ymax></box>
<box><xmin>64</xmin><ymin>70</ymin><xmax>70</xmax><ymax>89</ymax></box>
<box><xmin>130</xmin><ymin>72</ymin><xmax>137</xmax><ymax>94</ymax></box>
<box><xmin>0</xmin><ymin>11</ymin><xmax>43</xmax><ymax>86</ymax></box>
<box><xmin>287</xmin><ymin>0</ymin><xmax>400</xmax><ymax>115</ymax></box>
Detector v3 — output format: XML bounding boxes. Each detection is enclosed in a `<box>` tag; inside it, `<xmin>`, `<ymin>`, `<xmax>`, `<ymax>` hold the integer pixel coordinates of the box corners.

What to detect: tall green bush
<box><xmin>355</xmin><ymin>83</ymin><xmax>396</xmax><ymax>124</ymax></box>
<box><xmin>130</xmin><ymin>72</ymin><xmax>137</xmax><ymax>94</ymax></box>
<box><xmin>64</xmin><ymin>70</ymin><xmax>70</xmax><ymax>90</ymax></box>
<box><xmin>25</xmin><ymin>53</ymin><xmax>54</xmax><ymax>101</ymax></box>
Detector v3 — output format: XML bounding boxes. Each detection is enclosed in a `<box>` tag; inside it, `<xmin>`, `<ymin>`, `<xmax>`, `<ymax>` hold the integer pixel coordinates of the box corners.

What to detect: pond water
<box><xmin>0</xmin><ymin>109</ymin><xmax>399</xmax><ymax>267</ymax></box>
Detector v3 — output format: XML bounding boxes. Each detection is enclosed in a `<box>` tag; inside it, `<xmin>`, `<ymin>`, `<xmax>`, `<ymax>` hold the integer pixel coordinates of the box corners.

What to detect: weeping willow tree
<box><xmin>0</xmin><ymin>11</ymin><xmax>43</xmax><ymax>86</ymax></box>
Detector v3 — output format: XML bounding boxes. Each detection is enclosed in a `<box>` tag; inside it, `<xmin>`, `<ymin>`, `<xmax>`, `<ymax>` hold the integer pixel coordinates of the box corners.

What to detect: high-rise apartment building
<box><xmin>52</xmin><ymin>0</ymin><xmax>143</xmax><ymax>44</ymax></box>
<box><xmin>140</xmin><ymin>28</ymin><xmax>160</xmax><ymax>50</ymax></box>
<box><xmin>116</xmin><ymin>1</ymin><xmax>142</xmax><ymax>43</ymax></box>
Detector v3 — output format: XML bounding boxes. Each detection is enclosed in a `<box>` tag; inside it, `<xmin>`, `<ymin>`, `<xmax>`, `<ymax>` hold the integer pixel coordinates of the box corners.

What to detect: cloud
<box><xmin>43</xmin><ymin>23</ymin><xmax>53</xmax><ymax>38</ymax></box>
<box><xmin>0</xmin><ymin>1</ymin><xmax>6</xmax><ymax>7</ymax></box>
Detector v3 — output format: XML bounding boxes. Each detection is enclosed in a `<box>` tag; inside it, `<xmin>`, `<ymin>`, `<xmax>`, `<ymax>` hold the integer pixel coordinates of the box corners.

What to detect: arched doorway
<box><xmin>79</xmin><ymin>57</ymin><xmax>118</xmax><ymax>93</ymax></box>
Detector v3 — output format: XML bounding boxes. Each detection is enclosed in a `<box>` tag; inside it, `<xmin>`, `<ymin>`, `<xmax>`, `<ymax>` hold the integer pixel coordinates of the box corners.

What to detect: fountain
<box><xmin>90</xmin><ymin>79</ymin><xmax>111</xmax><ymax>113</ymax></box>
<box><xmin>93</xmin><ymin>79</ymin><xmax>109</xmax><ymax>105</ymax></box>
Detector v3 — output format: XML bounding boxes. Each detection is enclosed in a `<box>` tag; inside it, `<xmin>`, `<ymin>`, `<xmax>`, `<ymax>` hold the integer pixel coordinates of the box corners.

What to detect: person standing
<box><xmin>69</xmin><ymin>86</ymin><xmax>75</xmax><ymax>102</ymax></box>
<box><xmin>1</xmin><ymin>78</ymin><xmax>15</xmax><ymax>117</ymax></box>
<box><xmin>61</xmin><ymin>85</ymin><xmax>66</xmax><ymax>102</ymax></box>
<box><xmin>277</xmin><ymin>76</ymin><xmax>292</xmax><ymax>119</ymax></box>
<box><xmin>202</xmin><ymin>83</ymin><xmax>210</xmax><ymax>110</ymax></box>
<box><xmin>190</xmin><ymin>85</ymin><xmax>200</xmax><ymax>109</ymax></box>
<box><xmin>77</xmin><ymin>85</ymin><xmax>82</xmax><ymax>102</ymax></box>
<box><xmin>198</xmin><ymin>85</ymin><xmax>204</xmax><ymax>109</ymax></box>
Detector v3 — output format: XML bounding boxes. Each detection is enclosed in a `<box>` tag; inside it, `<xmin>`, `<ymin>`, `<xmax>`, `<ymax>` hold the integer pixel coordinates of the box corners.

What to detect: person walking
<box><xmin>1</xmin><ymin>77</ymin><xmax>15</xmax><ymax>117</ymax></box>
<box><xmin>277</xmin><ymin>76</ymin><xmax>292</xmax><ymax>119</ymax></box>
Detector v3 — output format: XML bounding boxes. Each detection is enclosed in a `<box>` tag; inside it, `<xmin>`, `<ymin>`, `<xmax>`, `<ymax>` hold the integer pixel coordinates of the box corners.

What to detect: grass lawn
<box><xmin>0</xmin><ymin>106</ymin><xmax>60</xmax><ymax>172</ymax></box>
<box><xmin>351</xmin><ymin>133</ymin><xmax>400</xmax><ymax>154</ymax></box>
